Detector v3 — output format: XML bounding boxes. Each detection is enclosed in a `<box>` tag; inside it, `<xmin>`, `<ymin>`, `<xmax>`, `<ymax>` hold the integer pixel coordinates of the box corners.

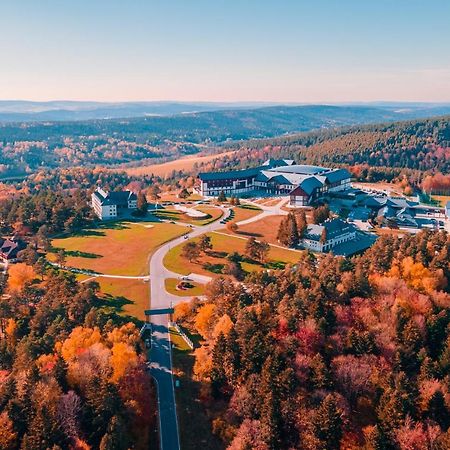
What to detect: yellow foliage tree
<box><xmin>5</xmin><ymin>319</ymin><xmax>18</xmax><ymax>347</ymax></box>
<box><xmin>212</xmin><ymin>314</ymin><xmax>233</xmax><ymax>339</ymax></box>
<box><xmin>107</xmin><ymin>322</ymin><xmax>140</xmax><ymax>348</ymax></box>
<box><xmin>193</xmin><ymin>346</ymin><xmax>212</xmax><ymax>380</ymax></box>
<box><xmin>7</xmin><ymin>263</ymin><xmax>36</xmax><ymax>292</ymax></box>
<box><xmin>110</xmin><ymin>342</ymin><xmax>138</xmax><ymax>383</ymax></box>
<box><xmin>397</xmin><ymin>256</ymin><xmax>447</xmax><ymax>293</ymax></box>
<box><xmin>173</xmin><ymin>302</ymin><xmax>191</xmax><ymax>322</ymax></box>
<box><xmin>60</xmin><ymin>327</ymin><xmax>102</xmax><ymax>362</ymax></box>
<box><xmin>194</xmin><ymin>303</ymin><xmax>216</xmax><ymax>339</ymax></box>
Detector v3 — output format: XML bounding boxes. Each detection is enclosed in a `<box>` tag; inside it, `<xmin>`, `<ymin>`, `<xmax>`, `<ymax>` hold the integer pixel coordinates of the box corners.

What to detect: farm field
<box><xmin>50</xmin><ymin>221</ymin><xmax>189</xmax><ymax>276</ymax></box>
<box><xmin>96</xmin><ymin>277</ymin><xmax>149</xmax><ymax>321</ymax></box>
<box><xmin>121</xmin><ymin>150</ymin><xmax>236</xmax><ymax>177</ymax></box>
<box><xmin>163</xmin><ymin>231</ymin><xmax>301</xmax><ymax>277</ymax></box>
<box><xmin>165</xmin><ymin>278</ymin><xmax>205</xmax><ymax>297</ymax></box>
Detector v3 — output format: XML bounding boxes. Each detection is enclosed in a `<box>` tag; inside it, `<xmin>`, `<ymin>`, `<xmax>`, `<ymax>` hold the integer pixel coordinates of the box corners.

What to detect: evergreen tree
<box><xmin>211</xmin><ymin>333</ymin><xmax>227</xmax><ymax>397</ymax></box>
<box><xmin>136</xmin><ymin>191</ymin><xmax>148</xmax><ymax>216</ymax></box>
<box><xmin>217</xmin><ymin>191</ymin><xmax>227</xmax><ymax>202</ymax></box>
<box><xmin>312</xmin><ymin>394</ymin><xmax>343</xmax><ymax>450</ymax></box>
<box><xmin>99</xmin><ymin>415</ymin><xmax>130</xmax><ymax>450</ymax></box>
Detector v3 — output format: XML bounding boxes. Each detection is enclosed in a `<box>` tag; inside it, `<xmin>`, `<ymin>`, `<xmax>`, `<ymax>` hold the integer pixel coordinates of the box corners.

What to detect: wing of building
<box><xmin>198</xmin><ymin>161</ymin><xmax>351</xmax><ymax>203</ymax></box>
<box><xmin>91</xmin><ymin>187</ymin><xmax>137</xmax><ymax>220</ymax></box>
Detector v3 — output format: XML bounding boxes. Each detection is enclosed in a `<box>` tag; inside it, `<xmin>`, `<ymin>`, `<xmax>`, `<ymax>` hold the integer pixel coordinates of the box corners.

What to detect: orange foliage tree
<box><xmin>7</xmin><ymin>263</ymin><xmax>36</xmax><ymax>292</ymax></box>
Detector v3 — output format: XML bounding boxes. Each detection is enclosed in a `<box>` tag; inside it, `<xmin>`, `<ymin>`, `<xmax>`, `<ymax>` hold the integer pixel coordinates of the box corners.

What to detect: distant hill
<box><xmin>1</xmin><ymin>100</ymin><xmax>450</xmax><ymax>124</ymax></box>
<box><xmin>2</xmin><ymin>104</ymin><xmax>450</xmax><ymax>144</ymax></box>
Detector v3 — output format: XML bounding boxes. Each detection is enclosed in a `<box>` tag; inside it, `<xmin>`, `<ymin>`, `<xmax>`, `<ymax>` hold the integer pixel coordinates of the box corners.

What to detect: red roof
<box><xmin>289</xmin><ymin>186</ymin><xmax>309</xmax><ymax>198</ymax></box>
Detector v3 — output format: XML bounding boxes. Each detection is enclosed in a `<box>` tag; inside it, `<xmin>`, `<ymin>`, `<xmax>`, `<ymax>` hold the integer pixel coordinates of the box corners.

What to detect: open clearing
<box><xmin>225</xmin><ymin>214</ymin><xmax>286</xmax><ymax>245</ymax></box>
<box><xmin>120</xmin><ymin>150</ymin><xmax>236</xmax><ymax>178</ymax></box>
<box><xmin>97</xmin><ymin>277</ymin><xmax>149</xmax><ymax>321</ymax></box>
<box><xmin>163</xmin><ymin>231</ymin><xmax>301</xmax><ymax>277</ymax></box>
<box><xmin>50</xmin><ymin>221</ymin><xmax>189</xmax><ymax>276</ymax></box>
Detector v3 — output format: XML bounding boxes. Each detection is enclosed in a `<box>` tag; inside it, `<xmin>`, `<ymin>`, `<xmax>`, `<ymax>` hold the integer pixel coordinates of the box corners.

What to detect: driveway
<box><xmin>147</xmin><ymin>198</ymin><xmax>289</xmax><ymax>450</ymax></box>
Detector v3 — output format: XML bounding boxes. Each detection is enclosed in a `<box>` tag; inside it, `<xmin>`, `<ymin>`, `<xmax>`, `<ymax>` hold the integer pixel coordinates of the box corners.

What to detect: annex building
<box><xmin>300</xmin><ymin>218</ymin><xmax>377</xmax><ymax>256</ymax></box>
<box><xmin>198</xmin><ymin>160</ymin><xmax>351</xmax><ymax>204</ymax></box>
<box><xmin>91</xmin><ymin>187</ymin><xmax>137</xmax><ymax>220</ymax></box>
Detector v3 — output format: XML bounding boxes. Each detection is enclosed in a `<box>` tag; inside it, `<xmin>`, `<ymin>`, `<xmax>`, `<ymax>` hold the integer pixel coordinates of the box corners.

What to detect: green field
<box><xmin>50</xmin><ymin>221</ymin><xmax>189</xmax><ymax>276</ymax></box>
<box><xmin>163</xmin><ymin>231</ymin><xmax>301</xmax><ymax>277</ymax></box>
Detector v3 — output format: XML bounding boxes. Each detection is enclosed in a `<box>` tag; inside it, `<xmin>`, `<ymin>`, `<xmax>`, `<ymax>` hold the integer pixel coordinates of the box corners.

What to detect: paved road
<box><xmin>148</xmin><ymin>206</ymin><xmax>230</xmax><ymax>450</ymax></box>
<box><xmin>147</xmin><ymin>198</ymin><xmax>288</xmax><ymax>450</ymax></box>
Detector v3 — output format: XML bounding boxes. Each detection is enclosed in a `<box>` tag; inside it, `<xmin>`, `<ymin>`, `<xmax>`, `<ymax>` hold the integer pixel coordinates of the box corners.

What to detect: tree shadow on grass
<box><xmin>236</xmin><ymin>231</ymin><xmax>262</xmax><ymax>238</ymax></box>
<box><xmin>202</xmin><ymin>262</ymin><xmax>224</xmax><ymax>274</ymax></box>
<box><xmin>264</xmin><ymin>260</ymin><xmax>286</xmax><ymax>270</ymax></box>
<box><xmin>49</xmin><ymin>247</ymin><xmax>103</xmax><ymax>259</ymax></box>
<box><xmin>207</xmin><ymin>250</ymin><xmax>228</xmax><ymax>258</ymax></box>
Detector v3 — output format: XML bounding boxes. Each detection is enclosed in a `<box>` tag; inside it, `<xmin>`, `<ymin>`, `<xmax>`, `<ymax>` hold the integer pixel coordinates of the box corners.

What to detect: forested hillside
<box><xmin>176</xmin><ymin>230</ymin><xmax>450</xmax><ymax>449</ymax></box>
<box><xmin>0</xmin><ymin>106</ymin><xmax>449</xmax><ymax>179</ymax></box>
<box><xmin>0</xmin><ymin>187</ymin><xmax>157</xmax><ymax>449</ymax></box>
<box><xmin>222</xmin><ymin>116</ymin><xmax>450</xmax><ymax>173</ymax></box>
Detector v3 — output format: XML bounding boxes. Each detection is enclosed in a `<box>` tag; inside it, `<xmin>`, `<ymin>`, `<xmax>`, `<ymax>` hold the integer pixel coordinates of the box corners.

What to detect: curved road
<box><xmin>147</xmin><ymin>198</ymin><xmax>287</xmax><ymax>450</ymax></box>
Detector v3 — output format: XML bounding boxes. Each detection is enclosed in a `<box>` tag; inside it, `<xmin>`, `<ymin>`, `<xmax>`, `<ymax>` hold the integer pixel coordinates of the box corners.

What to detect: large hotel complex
<box><xmin>198</xmin><ymin>159</ymin><xmax>352</xmax><ymax>205</ymax></box>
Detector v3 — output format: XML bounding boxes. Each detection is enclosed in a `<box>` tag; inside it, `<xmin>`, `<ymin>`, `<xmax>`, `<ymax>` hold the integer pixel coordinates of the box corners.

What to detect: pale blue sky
<box><xmin>1</xmin><ymin>0</ymin><xmax>449</xmax><ymax>102</ymax></box>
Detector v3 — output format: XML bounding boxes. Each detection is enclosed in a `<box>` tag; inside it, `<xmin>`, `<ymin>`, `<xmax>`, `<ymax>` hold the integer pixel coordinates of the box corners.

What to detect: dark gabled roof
<box><xmin>290</xmin><ymin>185</ymin><xmax>309</xmax><ymax>197</ymax></box>
<box><xmin>199</xmin><ymin>166</ymin><xmax>263</xmax><ymax>181</ymax></box>
<box><xmin>331</xmin><ymin>232</ymin><xmax>378</xmax><ymax>256</ymax></box>
<box><xmin>322</xmin><ymin>168</ymin><xmax>352</xmax><ymax>184</ymax></box>
<box><xmin>199</xmin><ymin>159</ymin><xmax>296</xmax><ymax>182</ymax></box>
<box><xmin>267</xmin><ymin>174</ymin><xmax>292</xmax><ymax>185</ymax></box>
<box><xmin>304</xmin><ymin>219</ymin><xmax>357</xmax><ymax>241</ymax></box>
<box><xmin>262</xmin><ymin>158</ymin><xmax>295</xmax><ymax>167</ymax></box>
<box><xmin>0</xmin><ymin>238</ymin><xmax>26</xmax><ymax>260</ymax></box>
<box><xmin>93</xmin><ymin>189</ymin><xmax>137</xmax><ymax>206</ymax></box>
<box><xmin>348</xmin><ymin>206</ymin><xmax>372</xmax><ymax>221</ymax></box>
<box><xmin>300</xmin><ymin>177</ymin><xmax>323</xmax><ymax>195</ymax></box>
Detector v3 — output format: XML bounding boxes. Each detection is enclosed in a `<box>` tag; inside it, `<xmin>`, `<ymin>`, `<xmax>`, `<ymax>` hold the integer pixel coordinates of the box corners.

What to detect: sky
<box><xmin>1</xmin><ymin>0</ymin><xmax>450</xmax><ymax>103</ymax></box>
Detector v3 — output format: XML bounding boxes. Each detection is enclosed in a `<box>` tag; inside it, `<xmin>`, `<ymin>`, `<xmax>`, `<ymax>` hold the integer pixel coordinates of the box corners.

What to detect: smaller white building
<box><xmin>91</xmin><ymin>187</ymin><xmax>137</xmax><ymax>220</ymax></box>
<box><xmin>301</xmin><ymin>218</ymin><xmax>357</xmax><ymax>253</ymax></box>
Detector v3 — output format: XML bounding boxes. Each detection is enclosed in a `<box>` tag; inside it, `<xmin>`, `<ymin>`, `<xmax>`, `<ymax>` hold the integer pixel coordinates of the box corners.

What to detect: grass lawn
<box><xmin>171</xmin><ymin>332</ymin><xmax>225</xmax><ymax>450</ymax></box>
<box><xmin>152</xmin><ymin>205</ymin><xmax>222</xmax><ymax>226</ymax></box>
<box><xmin>169</xmin><ymin>326</ymin><xmax>192</xmax><ymax>351</ymax></box>
<box><xmin>163</xmin><ymin>231</ymin><xmax>301</xmax><ymax>277</ymax></box>
<box><xmin>232</xmin><ymin>204</ymin><xmax>262</xmax><ymax>223</ymax></box>
<box><xmin>165</xmin><ymin>278</ymin><xmax>205</xmax><ymax>297</ymax></box>
<box><xmin>225</xmin><ymin>215</ymin><xmax>286</xmax><ymax>245</ymax></box>
<box><xmin>50</xmin><ymin>221</ymin><xmax>189</xmax><ymax>276</ymax></box>
<box><xmin>431</xmin><ymin>195</ymin><xmax>450</xmax><ymax>207</ymax></box>
<box><xmin>96</xmin><ymin>277</ymin><xmax>149</xmax><ymax>321</ymax></box>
